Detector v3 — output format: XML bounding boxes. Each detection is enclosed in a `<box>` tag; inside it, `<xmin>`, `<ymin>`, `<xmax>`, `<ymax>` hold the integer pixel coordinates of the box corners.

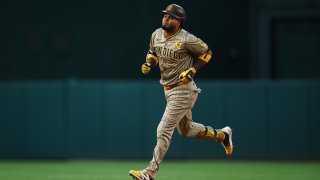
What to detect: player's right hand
<box><xmin>141</xmin><ymin>62</ymin><xmax>152</xmax><ymax>74</ymax></box>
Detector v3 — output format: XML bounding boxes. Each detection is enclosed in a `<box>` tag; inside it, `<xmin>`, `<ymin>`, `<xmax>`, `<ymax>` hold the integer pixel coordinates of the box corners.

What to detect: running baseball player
<box><xmin>129</xmin><ymin>4</ymin><xmax>233</xmax><ymax>180</ymax></box>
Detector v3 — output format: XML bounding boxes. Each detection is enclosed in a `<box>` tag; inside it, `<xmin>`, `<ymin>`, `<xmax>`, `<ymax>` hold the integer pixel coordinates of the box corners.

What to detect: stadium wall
<box><xmin>0</xmin><ymin>80</ymin><xmax>319</xmax><ymax>160</ymax></box>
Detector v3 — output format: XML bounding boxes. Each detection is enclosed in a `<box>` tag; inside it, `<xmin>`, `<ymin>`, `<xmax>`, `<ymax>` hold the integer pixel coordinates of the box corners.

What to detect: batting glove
<box><xmin>179</xmin><ymin>67</ymin><xmax>196</xmax><ymax>83</ymax></box>
<box><xmin>141</xmin><ymin>62</ymin><xmax>152</xmax><ymax>74</ymax></box>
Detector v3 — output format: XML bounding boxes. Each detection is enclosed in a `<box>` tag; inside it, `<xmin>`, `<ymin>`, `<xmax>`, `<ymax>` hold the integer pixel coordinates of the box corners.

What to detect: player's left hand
<box><xmin>179</xmin><ymin>67</ymin><xmax>196</xmax><ymax>83</ymax></box>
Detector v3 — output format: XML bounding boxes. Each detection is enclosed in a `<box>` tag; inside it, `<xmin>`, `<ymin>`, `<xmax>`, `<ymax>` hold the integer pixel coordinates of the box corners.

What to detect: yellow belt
<box><xmin>163</xmin><ymin>80</ymin><xmax>191</xmax><ymax>90</ymax></box>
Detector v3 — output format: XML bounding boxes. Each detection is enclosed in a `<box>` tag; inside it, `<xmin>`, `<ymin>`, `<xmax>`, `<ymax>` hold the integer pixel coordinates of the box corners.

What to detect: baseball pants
<box><xmin>147</xmin><ymin>81</ymin><xmax>205</xmax><ymax>172</ymax></box>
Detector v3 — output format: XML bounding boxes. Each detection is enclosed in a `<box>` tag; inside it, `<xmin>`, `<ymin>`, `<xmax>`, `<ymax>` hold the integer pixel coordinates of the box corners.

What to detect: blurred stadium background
<box><xmin>1</xmin><ymin>0</ymin><xmax>320</xmax><ymax>179</ymax></box>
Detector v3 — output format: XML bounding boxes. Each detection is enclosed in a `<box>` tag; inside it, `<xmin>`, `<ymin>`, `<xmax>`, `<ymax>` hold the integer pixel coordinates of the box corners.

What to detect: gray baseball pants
<box><xmin>147</xmin><ymin>81</ymin><xmax>205</xmax><ymax>172</ymax></box>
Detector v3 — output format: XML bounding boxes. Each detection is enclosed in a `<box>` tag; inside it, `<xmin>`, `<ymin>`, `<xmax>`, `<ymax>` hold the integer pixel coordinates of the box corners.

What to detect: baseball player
<box><xmin>129</xmin><ymin>4</ymin><xmax>233</xmax><ymax>180</ymax></box>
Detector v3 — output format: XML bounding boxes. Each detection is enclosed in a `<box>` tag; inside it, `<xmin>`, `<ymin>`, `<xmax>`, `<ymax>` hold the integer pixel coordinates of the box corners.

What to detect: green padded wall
<box><xmin>67</xmin><ymin>82</ymin><xmax>106</xmax><ymax>158</ymax></box>
<box><xmin>310</xmin><ymin>84</ymin><xmax>320</xmax><ymax>158</ymax></box>
<box><xmin>0</xmin><ymin>81</ymin><xmax>319</xmax><ymax>160</ymax></box>
<box><xmin>0</xmin><ymin>84</ymin><xmax>27</xmax><ymax>158</ymax></box>
<box><xmin>26</xmin><ymin>82</ymin><xmax>66</xmax><ymax>158</ymax></box>
<box><xmin>104</xmin><ymin>82</ymin><xmax>145</xmax><ymax>158</ymax></box>
<box><xmin>268</xmin><ymin>83</ymin><xmax>309</xmax><ymax>158</ymax></box>
<box><xmin>225</xmin><ymin>82</ymin><xmax>267</xmax><ymax>158</ymax></box>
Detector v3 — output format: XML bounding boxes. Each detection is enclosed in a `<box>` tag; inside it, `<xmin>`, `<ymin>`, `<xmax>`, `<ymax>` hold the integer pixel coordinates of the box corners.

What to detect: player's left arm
<box><xmin>193</xmin><ymin>48</ymin><xmax>212</xmax><ymax>71</ymax></box>
<box><xmin>179</xmin><ymin>45</ymin><xmax>212</xmax><ymax>81</ymax></box>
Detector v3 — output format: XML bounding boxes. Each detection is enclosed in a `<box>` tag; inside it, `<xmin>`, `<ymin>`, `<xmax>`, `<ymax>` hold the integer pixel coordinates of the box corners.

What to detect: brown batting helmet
<box><xmin>161</xmin><ymin>4</ymin><xmax>186</xmax><ymax>24</ymax></box>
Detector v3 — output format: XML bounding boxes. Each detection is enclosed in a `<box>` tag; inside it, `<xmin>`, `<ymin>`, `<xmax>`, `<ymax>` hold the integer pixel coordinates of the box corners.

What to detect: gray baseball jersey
<box><xmin>149</xmin><ymin>28</ymin><xmax>209</xmax><ymax>86</ymax></box>
<box><xmin>146</xmin><ymin>28</ymin><xmax>210</xmax><ymax>172</ymax></box>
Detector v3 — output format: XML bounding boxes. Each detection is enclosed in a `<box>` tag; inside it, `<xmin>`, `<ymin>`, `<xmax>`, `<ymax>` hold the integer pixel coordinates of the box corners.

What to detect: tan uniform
<box><xmin>149</xmin><ymin>28</ymin><xmax>209</xmax><ymax>86</ymax></box>
<box><xmin>146</xmin><ymin>28</ymin><xmax>210</xmax><ymax>172</ymax></box>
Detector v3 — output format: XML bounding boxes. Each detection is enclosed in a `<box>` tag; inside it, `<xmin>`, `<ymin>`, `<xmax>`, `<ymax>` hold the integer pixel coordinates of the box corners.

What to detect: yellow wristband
<box><xmin>146</xmin><ymin>53</ymin><xmax>159</xmax><ymax>64</ymax></box>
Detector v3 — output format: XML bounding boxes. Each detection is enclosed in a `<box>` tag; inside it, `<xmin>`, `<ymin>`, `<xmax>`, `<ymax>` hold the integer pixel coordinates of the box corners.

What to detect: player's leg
<box><xmin>177</xmin><ymin>111</ymin><xmax>205</xmax><ymax>137</ymax></box>
<box><xmin>176</xmin><ymin>112</ymin><xmax>225</xmax><ymax>140</ymax></box>
<box><xmin>130</xmin><ymin>84</ymin><xmax>194</xmax><ymax>179</ymax></box>
<box><xmin>176</xmin><ymin>82</ymin><xmax>233</xmax><ymax>155</ymax></box>
<box><xmin>197</xmin><ymin>125</ymin><xmax>233</xmax><ymax>155</ymax></box>
<box><xmin>175</xmin><ymin>82</ymin><xmax>204</xmax><ymax>137</ymax></box>
<box><xmin>130</xmin><ymin>116</ymin><xmax>180</xmax><ymax>179</ymax></box>
<box><xmin>175</xmin><ymin>82</ymin><xmax>225</xmax><ymax>140</ymax></box>
<box><xmin>177</xmin><ymin>113</ymin><xmax>233</xmax><ymax>155</ymax></box>
<box><xmin>146</xmin><ymin>95</ymin><xmax>191</xmax><ymax>172</ymax></box>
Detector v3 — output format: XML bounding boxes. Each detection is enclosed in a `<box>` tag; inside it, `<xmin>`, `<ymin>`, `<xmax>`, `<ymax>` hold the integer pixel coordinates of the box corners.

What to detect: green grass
<box><xmin>0</xmin><ymin>160</ymin><xmax>319</xmax><ymax>180</ymax></box>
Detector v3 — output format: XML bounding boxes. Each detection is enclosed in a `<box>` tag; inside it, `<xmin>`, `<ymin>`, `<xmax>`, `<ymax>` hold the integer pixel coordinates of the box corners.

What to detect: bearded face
<box><xmin>161</xmin><ymin>24</ymin><xmax>174</xmax><ymax>32</ymax></box>
<box><xmin>161</xmin><ymin>14</ymin><xmax>181</xmax><ymax>33</ymax></box>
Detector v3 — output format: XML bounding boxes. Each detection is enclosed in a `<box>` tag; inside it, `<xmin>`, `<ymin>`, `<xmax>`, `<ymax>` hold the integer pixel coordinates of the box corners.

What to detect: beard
<box><xmin>162</xmin><ymin>25</ymin><xmax>174</xmax><ymax>32</ymax></box>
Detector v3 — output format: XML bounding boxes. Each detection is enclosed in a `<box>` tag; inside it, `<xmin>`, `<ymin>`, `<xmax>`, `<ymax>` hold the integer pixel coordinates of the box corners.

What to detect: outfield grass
<box><xmin>0</xmin><ymin>160</ymin><xmax>319</xmax><ymax>180</ymax></box>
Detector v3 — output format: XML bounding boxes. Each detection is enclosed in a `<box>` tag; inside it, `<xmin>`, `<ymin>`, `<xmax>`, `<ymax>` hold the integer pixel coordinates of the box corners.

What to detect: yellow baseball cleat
<box><xmin>129</xmin><ymin>170</ymin><xmax>155</xmax><ymax>180</ymax></box>
<box><xmin>221</xmin><ymin>126</ymin><xmax>233</xmax><ymax>156</ymax></box>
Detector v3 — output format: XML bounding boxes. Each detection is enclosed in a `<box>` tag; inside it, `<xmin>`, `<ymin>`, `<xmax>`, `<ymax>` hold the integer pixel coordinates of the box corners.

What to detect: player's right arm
<box><xmin>141</xmin><ymin>50</ymin><xmax>158</xmax><ymax>74</ymax></box>
<box><xmin>141</xmin><ymin>31</ymin><xmax>159</xmax><ymax>74</ymax></box>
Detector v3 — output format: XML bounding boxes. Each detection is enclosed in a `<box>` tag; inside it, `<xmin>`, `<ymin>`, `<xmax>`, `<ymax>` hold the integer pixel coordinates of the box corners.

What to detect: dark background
<box><xmin>1</xmin><ymin>0</ymin><xmax>319</xmax><ymax>80</ymax></box>
<box><xmin>1</xmin><ymin>0</ymin><xmax>320</xmax><ymax>160</ymax></box>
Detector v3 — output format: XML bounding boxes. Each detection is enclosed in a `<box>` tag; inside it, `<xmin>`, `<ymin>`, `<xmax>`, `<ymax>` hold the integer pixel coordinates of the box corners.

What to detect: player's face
<box><xmin>162</xmin><ymin>14</ymin><xmax>181</xmax><ymax>32</ymax></box>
